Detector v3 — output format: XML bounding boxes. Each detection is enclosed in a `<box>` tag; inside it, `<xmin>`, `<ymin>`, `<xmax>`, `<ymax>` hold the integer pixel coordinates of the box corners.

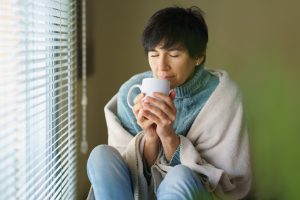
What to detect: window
<box><xmin>0</xmin><ymin>0</ymin><xmax>77</xmax><ymax>199</ymax></box>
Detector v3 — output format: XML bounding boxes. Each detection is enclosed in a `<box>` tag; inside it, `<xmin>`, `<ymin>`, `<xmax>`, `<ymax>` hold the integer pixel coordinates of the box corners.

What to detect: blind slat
<box><xmin>0</xmin><ymin>0</ymin><xmax>77</xmax><ymax>199</ymax></box>
<box><xmin>16</xmin><ymin>116</ymin><xmax>76</xmax><ymax>176</ymax></box>
<box><xmin>17</xmin><ymin>131</ymin><xmax>77</xmax><ymax>197</ymax></box>
<box><xmin>34</xmin><ymin>157</ymin><xmax>77</xmax><ymax>200</ymax></box>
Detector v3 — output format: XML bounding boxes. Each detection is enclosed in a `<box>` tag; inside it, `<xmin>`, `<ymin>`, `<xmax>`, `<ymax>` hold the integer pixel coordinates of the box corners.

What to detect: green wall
<box><xmin>77</xmin><ymin>1</ymin><xmax>300</xmax><ymax>199</ymax></box>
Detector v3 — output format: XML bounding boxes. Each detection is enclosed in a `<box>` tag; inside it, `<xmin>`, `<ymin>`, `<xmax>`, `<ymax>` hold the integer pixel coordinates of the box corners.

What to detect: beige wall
<box><xmin>77</xmin><ymin>1</ymin><xmax>300</xmax><ymax>199</ymax></box>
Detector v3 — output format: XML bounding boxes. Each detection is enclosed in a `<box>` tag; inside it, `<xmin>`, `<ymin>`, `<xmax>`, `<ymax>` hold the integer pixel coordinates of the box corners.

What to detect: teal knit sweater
<box><xmin>117</xmin><ymin>65</ymin><xmax>219</xmax><ymax>166</ymax></box>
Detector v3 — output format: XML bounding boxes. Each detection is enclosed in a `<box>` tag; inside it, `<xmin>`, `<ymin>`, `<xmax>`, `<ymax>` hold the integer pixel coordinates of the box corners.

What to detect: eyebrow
<box><xmin>167</xmin><ymin>47</ymin><xmax>183</xmax><ymax>51</ymax></box>
<box><xmin>148</xmin><ymin>46</ymin><xmax>184</xmax><ymax>52</ymax></box>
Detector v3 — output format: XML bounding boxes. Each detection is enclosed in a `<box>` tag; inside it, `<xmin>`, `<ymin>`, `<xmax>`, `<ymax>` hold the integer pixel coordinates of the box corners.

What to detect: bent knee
<box><xmin>91</xmin><ymin>144</ymin><xmax>120</xmax><ymax>157</ymax></box>
<box><xmin>87</xmin><ymin>145</ymin><xmax>120</xmax><ymax>167</ymax></box>
<box><xmin>165</xmin><ymin>165</ymin><xmax>202</xmax><ymax>185</ymax></box>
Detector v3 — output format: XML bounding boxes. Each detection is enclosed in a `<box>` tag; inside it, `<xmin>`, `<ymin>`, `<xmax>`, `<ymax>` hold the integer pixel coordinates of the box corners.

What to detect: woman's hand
<box><xmin>141</xmin><ymin>90</ymin><xmax>179</xmax><ymax>161</ymax></box>
<box><xmin>141</xmin><ymin>90</ymin><xmax>176</xmax><ymax>139</ymax></box>
<box><xmin>133</xmin><ymin>93</ymin><xmax>160</xmax><ymax>167</ymax></box>
<box><xmin>133</xmin><ymin>93</ymin><xmax>158</xmax><ymax>141</ymax></box>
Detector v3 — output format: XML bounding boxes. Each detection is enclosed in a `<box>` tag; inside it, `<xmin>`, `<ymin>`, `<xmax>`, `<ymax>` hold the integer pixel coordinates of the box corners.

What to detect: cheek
<box><xmin>178</xmin><ymin>65</ymin><xmax>195</xmax><ymax>81</ymax></box>
<box><xmin>149</xmin><ymin>61</ymin><xmax>158</xmax><ymax>75</ymax></box>
<box><xmin>149</xmin><ymin>61</ymin><xmax>155</xmax><ymax>70</ymax></box>
<box><xmin>148</xmin><ymin>58</ymin><xmax>155</xmax><ymax>68</ymax></box>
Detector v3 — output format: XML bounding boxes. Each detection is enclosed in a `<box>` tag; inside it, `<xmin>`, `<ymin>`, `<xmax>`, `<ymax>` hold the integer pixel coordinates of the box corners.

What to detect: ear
<box><xmin>195</xmin><ymin>56</ymin><xmax>205</xmax><ymax>66</ymax></box>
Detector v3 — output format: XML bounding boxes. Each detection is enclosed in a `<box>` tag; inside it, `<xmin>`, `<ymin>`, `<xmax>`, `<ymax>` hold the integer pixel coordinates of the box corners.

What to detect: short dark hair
<box><xmin>142</xmin><ymin>6</ymin><xmax>208</xmax><ymax>61</ymax></box>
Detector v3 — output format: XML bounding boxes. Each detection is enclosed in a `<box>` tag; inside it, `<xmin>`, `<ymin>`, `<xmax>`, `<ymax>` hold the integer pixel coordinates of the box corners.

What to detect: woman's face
<box><xmin>148</xmin><ymin>43</ymin><xmax>202</xmax><ymax>89</ymax></box>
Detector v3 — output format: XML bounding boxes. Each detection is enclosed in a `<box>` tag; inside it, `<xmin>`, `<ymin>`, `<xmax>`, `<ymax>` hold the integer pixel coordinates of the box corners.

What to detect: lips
<box><xmin>159</xmin><ymin>75</ymin><xmax>175</xmax><ymax>79</ymax></box>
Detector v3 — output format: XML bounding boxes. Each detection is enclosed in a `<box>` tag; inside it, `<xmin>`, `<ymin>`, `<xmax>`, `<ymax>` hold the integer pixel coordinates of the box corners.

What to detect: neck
<box><xmin>175</xmin><ymin>65</ymin><xmax>208</xmax><ymax>98</ymax></box>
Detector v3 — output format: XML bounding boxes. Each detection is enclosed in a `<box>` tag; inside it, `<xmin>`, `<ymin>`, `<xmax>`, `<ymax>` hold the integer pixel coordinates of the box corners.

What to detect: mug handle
<box><xmin>127</xmin><ymin>84</ymin><xmax>141</xmax><ymax>109</ymax></box>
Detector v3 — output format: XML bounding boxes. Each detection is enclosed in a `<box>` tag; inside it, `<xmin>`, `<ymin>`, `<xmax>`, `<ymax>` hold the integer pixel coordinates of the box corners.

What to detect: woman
<box><xmin>87</xmin><ymin>6</ymin><xmax>251</xmax><ymax>200</ymax></box>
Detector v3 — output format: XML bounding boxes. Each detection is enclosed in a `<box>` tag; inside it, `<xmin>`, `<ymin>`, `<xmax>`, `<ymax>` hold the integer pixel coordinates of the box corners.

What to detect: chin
<box><xmin>170</xmin><ymin>83</ymin><xmax>177</xmax><ymax>89</ymax></box>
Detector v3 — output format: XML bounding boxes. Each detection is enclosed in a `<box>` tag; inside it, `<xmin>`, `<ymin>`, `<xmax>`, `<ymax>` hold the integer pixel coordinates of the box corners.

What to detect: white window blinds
<box><xmin>0</xmin><ymin>0</ymin><xmax>77</xmax><ymax>199</ymax></box>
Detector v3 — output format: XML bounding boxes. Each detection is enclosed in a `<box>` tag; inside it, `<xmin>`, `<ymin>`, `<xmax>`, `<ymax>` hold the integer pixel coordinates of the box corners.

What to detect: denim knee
<box><xmin>89</xmin><ymin>144</ymin><xmax>118</xmax><ymax>160</ymax></box>
<box><xmin>157</xmin><ymin>165</ymin><xmax>212</xmax><ymax>200</ymax></box>
<box><xmin>165</xmin><ymin>165</ymin><xmax>200</xmax><ymax>184</ymax></box>
<box><xmin>87</xmin><ymin>145</ymin><xmax>121</xmax><ymax>174</ymax></box>
<box><xmin>86</xmin><ymin>145</ymin><xmax>134</xmax><ymax>200</ymax></box>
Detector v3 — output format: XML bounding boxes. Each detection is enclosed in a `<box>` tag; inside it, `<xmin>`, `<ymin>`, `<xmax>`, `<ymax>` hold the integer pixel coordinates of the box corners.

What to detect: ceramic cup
<box><xmin>127</xmin><ymin>78</ymin><xmax>170</xmax><ymax>109</ymax></box>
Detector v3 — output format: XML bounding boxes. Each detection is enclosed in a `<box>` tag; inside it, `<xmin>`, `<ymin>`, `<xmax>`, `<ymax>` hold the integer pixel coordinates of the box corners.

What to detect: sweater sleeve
<box><xmin>168</xmin><ymin>145</ymin><xmax>181</xmax><ymax>166</ymax></box>
<box><xmin>161</xmin><ymin>144</ymin><xmax>181</xmax><ymax>166</ymax></box>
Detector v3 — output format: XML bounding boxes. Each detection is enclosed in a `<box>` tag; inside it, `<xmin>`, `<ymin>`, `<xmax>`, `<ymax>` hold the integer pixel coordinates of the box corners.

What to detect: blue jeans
<box><xmin>87</xmin><ymin>145</ymin><xmax>213</xmax><ymax>200</ymax></box>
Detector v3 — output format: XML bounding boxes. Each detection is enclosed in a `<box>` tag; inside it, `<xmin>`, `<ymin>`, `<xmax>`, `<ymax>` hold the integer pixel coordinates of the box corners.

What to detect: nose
<box><xmin>157</xmin><ymin>55</ymin><xmax>170</xmax><ymax>71</ymax></box>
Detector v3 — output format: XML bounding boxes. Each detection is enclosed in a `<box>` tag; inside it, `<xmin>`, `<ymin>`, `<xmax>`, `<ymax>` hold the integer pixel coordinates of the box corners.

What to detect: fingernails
<box><xmin>143</xmin><ymin>96</ymin><xmax>151</xmax><ymax>102</ymax></box>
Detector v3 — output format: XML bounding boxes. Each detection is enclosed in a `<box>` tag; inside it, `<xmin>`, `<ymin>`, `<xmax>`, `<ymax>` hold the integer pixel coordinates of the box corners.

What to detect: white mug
<box><xmin>127</xmin><ymin>78</ymin><xmax>170</xmax><ymax>109</ymax></box>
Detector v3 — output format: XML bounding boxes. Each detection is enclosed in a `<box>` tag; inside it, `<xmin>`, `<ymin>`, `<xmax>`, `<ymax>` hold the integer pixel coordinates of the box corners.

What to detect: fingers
<box><xmin>133</xmin><ymin>93</ymin><xmax>145</xmax><ymax>104</ymax></box>
<box><xmin>153</xmin><ymin>92</ymin><xmax>175</xmax><ymax>109</ymax></box>
<box><xmin>143</xmin><ymin>95</ymin><xmax>176</xmax><ymax>120</ymax></box>
<box><xmin>142</xmin><ymin>106</ymin><xmax>172</xmax><ymax>126</ymax></box>
<box><xmin>137</xmin><ymin>109</ymin><xmax>154</xmax><ymax>129</ymax></box>
<box><xmin>142</xmin><ymin>95</ymin><xmax>176</xmax><ymax>127</ymax></box>
<box><xmin>133</xmin><ymin>92</ymin><xmax>176</xmax><ymax>130</ymax></box>
<box><xmin>133</xmin><ymin>93</ymin><xmax>145</xmax><ymax>117</ymax></box>
<box><xmin>143</xmin><ymin>101</ymin><xmax>175</xmax><ymax>125</ymax></box>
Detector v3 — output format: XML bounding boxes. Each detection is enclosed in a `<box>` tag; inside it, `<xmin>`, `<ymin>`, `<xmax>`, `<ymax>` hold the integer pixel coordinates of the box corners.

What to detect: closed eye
<box><xmin>148</xmin><ymin>51</ymin><xmax>159</xmax><ymax>57</ymax></box>
<box><xmin>168</xmin><ymin>50</ymin><xmax>181</xmax><ymax>58</ymax></box>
